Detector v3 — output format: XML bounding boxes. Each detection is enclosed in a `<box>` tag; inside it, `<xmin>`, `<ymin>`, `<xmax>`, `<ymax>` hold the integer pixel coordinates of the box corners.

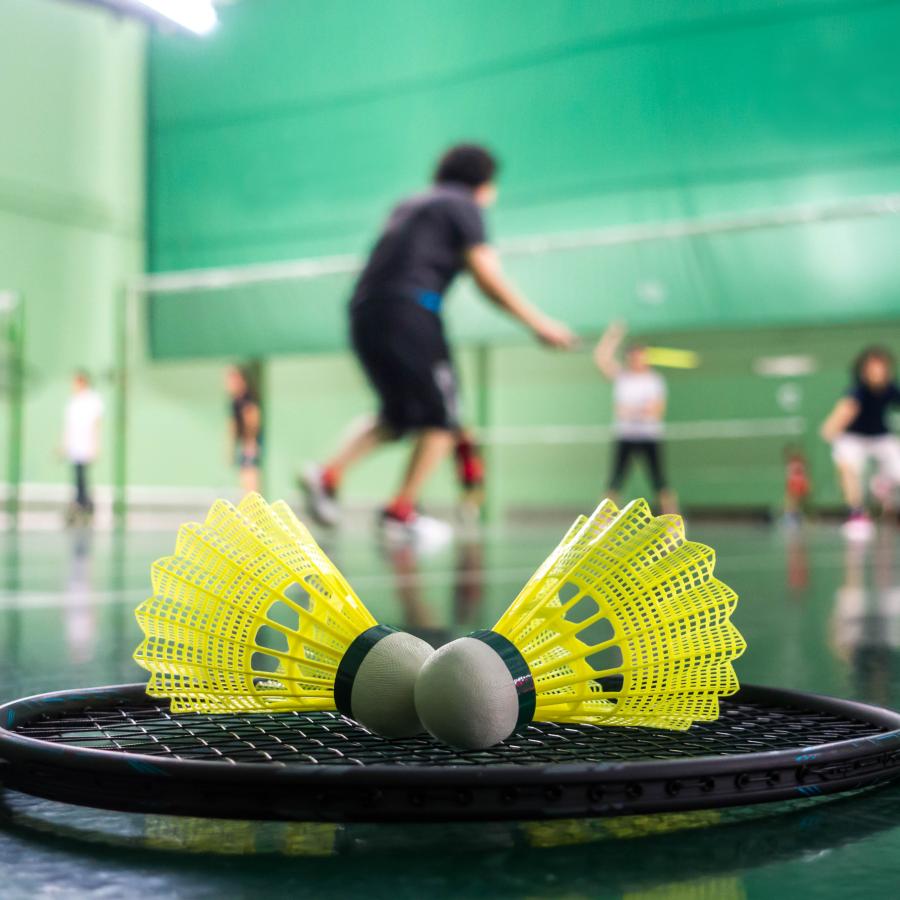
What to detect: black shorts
<box><xmin>235</xmin><ymin>447</ymin><xmax>262</xmax><ymax>469</ymax></box>
<box><xmin>609</xmin><ymin>439</ymin><xmax>668</xmax><ymax>493</ymax></box>
<box><xmin>350</xmin><ymin>299</ymin><xmax>459</xmax><ymax>435</ymax></box>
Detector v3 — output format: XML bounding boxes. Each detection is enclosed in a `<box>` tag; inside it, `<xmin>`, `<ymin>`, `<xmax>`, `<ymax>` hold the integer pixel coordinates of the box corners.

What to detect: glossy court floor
<box><xmin>1</xmin><ymin>516</ymin><xmax>900</xmax><ymax>898</ymax></box>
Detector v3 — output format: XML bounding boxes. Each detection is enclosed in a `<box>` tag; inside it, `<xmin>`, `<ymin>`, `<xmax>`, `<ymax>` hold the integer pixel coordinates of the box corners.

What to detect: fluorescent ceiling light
<box><xmin>132</xmin><ymin>0</ymin><xmax>218</xmax><ymax>35</ymax></box>
<box><xmin>753</xmin><ymin>355</ymin><xmax>818</xmax><ymax>377</ymax></box>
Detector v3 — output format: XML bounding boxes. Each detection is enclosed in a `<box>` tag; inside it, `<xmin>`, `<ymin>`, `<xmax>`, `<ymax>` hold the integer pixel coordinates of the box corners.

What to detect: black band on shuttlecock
<box><xmin>471</xmin><ymin>629</ymin><xmax>536</xmax><ymax>727</ymax></box>
<box><xmin>334</xmin><ymin>624</ymin><xmax>398</xmax><ymax>719</ymax></box>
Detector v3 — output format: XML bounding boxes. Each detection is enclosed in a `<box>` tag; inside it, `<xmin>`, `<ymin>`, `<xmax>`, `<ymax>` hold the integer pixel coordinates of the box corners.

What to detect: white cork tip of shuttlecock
<box><xmin>350</xmin><ymin>631</ymin><xmax>434</xmax><ymax>739</ymax></box>
<box><xmin>414</xmin><ymin>637</ymin><xmax>520</xmax><ymax>749</ymax></box>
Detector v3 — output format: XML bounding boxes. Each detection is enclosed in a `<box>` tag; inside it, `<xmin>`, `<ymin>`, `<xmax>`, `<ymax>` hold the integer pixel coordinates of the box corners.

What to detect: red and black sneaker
<box><xmin>380</xmin><ymin>498</ymin><xmax>452</xmax><ymax>548</ymax></box>
<box><xmin>455</xmin><ymin>434</ymin><xmax>484</xmax><ymax>490</ymax></box>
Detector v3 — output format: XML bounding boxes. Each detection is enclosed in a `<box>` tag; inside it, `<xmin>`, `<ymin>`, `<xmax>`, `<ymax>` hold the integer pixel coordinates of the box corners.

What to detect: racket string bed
<box><xmin>4</xmin><ymin>685</ymin><xmax>900</xmax><ymax>821</ymax></box>
<box><xmin>11</xmin><ymin>698</ymin><xmax>889</xmax><ymax>767</ymax></box>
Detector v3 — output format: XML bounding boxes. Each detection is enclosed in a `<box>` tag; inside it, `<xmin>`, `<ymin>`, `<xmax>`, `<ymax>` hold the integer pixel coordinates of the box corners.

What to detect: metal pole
<box><xmin>3</xmin><ymin>292</ymin><xmax>24</xmax><ymax>522</ymax></box>
<box><xmin>473</xmin><ymin>344</ymin><xmax>497</xmax><ymax>524</ymax></box>
<box><xmin>258</xmin><ymin>357</ymin><xmax>268</xmax><ymax>497</ymax></box>
<box><xmin>113</xmin><ymin>284</ymin><xmax>132</xmax><ymax>529</ymax></box>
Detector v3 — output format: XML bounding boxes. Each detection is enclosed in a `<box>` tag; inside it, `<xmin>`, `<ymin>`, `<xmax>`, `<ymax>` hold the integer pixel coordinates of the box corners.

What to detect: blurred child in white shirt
<box><xmin>595</xmin><ymin>322</ymin><xmax>677</xmax><ymax>514</ymax></box>
<box><xmin>63</xmin><ymin>370</ymin><xmax>103</xmax><ymax>519</ymax></box>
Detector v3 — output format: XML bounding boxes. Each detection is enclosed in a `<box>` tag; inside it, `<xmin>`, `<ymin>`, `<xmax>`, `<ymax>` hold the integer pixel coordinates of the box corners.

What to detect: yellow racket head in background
<box><xmin>643</xmin><ymin>346</ymin><xmax>701</xmax><ymax>369</ymax></box>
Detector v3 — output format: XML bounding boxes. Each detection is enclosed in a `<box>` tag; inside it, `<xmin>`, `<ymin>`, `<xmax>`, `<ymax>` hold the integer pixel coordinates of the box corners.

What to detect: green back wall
<box><xmin>148</xmin><ymin>0</ymin><xmax>900</xmax><ymax>357</ymax></box>
<box><xmin>0</xmin><ymin>0</ymin><xmax>144</xmax><ymax>493</ymax></box>
<box><xmin>137</xmin><ymin>0</ymin><xmax>900</xmax><ymax>514</ymax></box>
<box><xmin>0</xmin><ymin>0</ymin><xmax>892</xmax><ymax>510</ymax></box>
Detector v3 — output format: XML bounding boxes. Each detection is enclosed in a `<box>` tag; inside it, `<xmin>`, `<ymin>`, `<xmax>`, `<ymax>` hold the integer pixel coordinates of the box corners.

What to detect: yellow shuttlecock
<box><xmin>415</xmin><ymin>498</ymin><xmax>745</xmax><ymax>749</ymax></box>
<box><xmin>134</xmin><ymin>493</ymin><xmax>433</xmax><ymax>738</ymax></box>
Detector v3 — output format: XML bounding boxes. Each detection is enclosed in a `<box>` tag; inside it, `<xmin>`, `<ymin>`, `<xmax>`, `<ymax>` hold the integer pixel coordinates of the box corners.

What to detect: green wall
<box><xmin>0</xmin><ymin>0</ymin><xmax>145</xmax><ymax>495</ymax></box>
<box><xmin>135</xmin><ymin>0</ymin><xmax>900</xmax><ymax>515</ymax></box>
<box><xmin>260</xmin><ymin>322</ymin><xmax>900</xmax><ymax>515</ymax></box>
<box><xmin>0</xmin><ymin>0</ymin><xmax>239</xmax><ymax>503</ymax></box>
<box><xmin>147</xmin><ymin>0</ymin><xmax>900</xmax><ymax>357</ymax></box>
<box><xmin>6</xmin><ymin>1</ymin><xmax>893</xmax><ymax>511</ymax></box>
<box><xmin>150</xmin><ymin>0</ymin><xmax>900</xmax><ymax>271</ymax></box>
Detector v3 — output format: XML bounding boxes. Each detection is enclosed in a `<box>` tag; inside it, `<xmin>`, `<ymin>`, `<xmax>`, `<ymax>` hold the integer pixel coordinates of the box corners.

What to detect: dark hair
<box><xmin>228</xmin><ymin>363</ymin><xmax>260</xmax><ymax>403</ymax></box>
<box><xmin>853</xmin><ymin>345</ymin><xmax>895</xmax><ymax>382</ymax></box>
<box><xmin>433</xmin><ymin>144</ymin><xmax>498</xmax><ymax>188</ymax></box>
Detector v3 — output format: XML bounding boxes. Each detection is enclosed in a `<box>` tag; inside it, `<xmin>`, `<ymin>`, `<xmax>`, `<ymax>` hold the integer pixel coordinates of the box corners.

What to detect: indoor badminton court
<box><xmin>2</xmin><ymin>2</ymin><xmax>900</xmax><ymax>898</ymax></box>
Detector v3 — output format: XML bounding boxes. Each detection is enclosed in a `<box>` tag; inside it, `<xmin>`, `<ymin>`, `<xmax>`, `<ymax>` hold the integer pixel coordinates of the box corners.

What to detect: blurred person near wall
<box><xmin>62</xmin><ymin>370</ymin><xmax>103</xmax><ymax>523</ymax></box>
<box><xmin>226</xmin><ymin>364</ymin><xmax>263</xmax><ymax>495</ymax></box>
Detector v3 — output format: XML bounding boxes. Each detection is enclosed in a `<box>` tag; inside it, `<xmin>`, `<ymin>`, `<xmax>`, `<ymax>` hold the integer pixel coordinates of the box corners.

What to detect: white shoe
<box><xmin>842</xmin><ymin>514</ymin><xmax>875</xmax><ymax>542</ymax></box>
<box><xmin>299</xmin><ymin>464</ymin><xmax>340</xmax><ymax>527</ymax></box>
<box><xmin>380</xmin><ymin>510</ymin><xmax>453</xmax><ymax>550</ymax></box>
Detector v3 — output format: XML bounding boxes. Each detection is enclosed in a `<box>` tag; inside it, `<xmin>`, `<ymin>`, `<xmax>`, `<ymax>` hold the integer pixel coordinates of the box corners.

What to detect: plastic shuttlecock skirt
<box><xmin>495</xmin><ymin>498</ymin><xmax>745</xmax><ymax>730</ymax></box>
<box><xmin>414</xmin><ymin>498</ymin><xmax>746</xmax><ymax>748</ymax></box>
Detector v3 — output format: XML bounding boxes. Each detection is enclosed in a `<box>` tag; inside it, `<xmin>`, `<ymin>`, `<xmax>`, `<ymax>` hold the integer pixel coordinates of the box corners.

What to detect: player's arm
<box><xmin>820</xmin><ymin>397</ymin><xmax>859</xmax><ymax>442</ymax></box>
<box><xmin>465</xmin><ymin>244</ymin><xmax>577</xmax><ymax>349</ymax></box>
<box><xmin>593</xmin><ymin>321</ymin><xmax>625</xmax><ymax>381</ymax></box>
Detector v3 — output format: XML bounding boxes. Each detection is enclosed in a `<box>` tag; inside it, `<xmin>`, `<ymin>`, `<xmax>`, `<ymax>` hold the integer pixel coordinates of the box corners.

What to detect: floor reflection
<box><xmin>453</xmin><ymin>538</ymin><xmax>485</xmax><ymax>629</ymax></box>
<box><xmin>784</xmin><ymin>528</ymin><xmax>810</xmax><ymax>595</ymax></box>
<box><xmin>832</xmin><ymin>532</ymin><xmax>900</xmax><ymax>709</ymax></box>
<box><xmin>3</xmin><ymin>784</ymin><xmax>900</xmax><ymax>897</ymax></box>
<box><xmin>0</xmin><ymin>532</ymin><xmax>21</xmax><ymax>699</ymax></box>
<box><xmin>383</xmin><ymin>535</ymin><xmax>487</xmax><ymax>647</ymax></box>
<box><xmin>3</xmin><ymin>523</ymin><xmax>900</xmax><ymax>898</ymax></box>
<box><xmin>63</xmin><ymin>526</ymin><xmax>96</xmax><ymax>665</ymax></box>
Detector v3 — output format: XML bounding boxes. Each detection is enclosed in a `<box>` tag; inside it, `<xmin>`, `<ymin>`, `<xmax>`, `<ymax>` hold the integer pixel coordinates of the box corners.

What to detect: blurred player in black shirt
<box><xmin>302</xmin><ymin>144</ymin><xmax>576</xmax><ymax>542</ymax></box>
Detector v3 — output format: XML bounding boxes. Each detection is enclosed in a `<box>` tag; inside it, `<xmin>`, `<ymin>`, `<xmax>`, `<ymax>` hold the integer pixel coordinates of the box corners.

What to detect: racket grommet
<box><xmin>362</xmin><ymin>788</ymin><xmax>383</xmax><ymax>806</ymax></box>
<box><xmin>665</xmin><ymin>780</ymin><xmax>682</xmax><ymax>796</ymax></box>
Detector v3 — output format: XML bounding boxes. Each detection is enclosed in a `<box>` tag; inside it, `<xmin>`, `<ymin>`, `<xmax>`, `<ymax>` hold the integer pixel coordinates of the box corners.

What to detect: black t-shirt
<box><xmin>231</xmin><ymin>393</ymin><xmax>260</xmax><ymax>441</ymax></box>
<box><xmin>846</xmin><ymin>381</ymin><xmax>900</xmax><ymax>436</ymax></box>
<box><xmin>351</xmin><ymin>182</ymin><xmax>486</xmax><ymax>314</ymax></box>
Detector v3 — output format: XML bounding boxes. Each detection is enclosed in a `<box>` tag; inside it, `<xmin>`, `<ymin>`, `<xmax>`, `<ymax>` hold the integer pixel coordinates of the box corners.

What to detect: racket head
<box><xmin>2</xmin><ymin>683</ymin><xmax>899</xmax><ymax>822</ymax></box>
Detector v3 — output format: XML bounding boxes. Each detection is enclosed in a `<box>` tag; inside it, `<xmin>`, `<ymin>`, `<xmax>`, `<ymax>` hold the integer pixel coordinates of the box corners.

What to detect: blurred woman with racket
<box><xmin>821</xmin><ymin>345</ymin><xmax>900</xmax><ymax>541</ymax></box>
